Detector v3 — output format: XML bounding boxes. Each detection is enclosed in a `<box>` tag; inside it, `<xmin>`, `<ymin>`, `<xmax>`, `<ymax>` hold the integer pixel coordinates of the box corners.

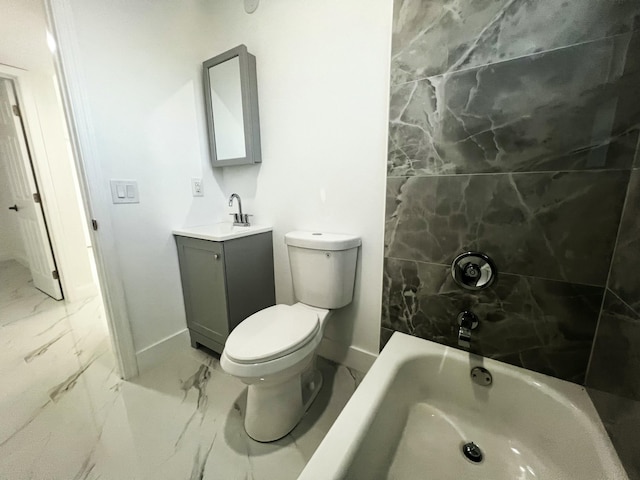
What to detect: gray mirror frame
<box><xmin>203</xmin><ymin>44</ymin><xmax>262</xmax><ymax>167</ymax></box>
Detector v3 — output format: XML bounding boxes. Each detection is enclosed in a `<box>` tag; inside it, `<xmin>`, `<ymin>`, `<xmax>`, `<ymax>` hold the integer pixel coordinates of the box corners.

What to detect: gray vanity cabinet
<box><xmin>174</xmin><ymin>232</ymin><xmax>275</xmax><ymax>354</ymax></box>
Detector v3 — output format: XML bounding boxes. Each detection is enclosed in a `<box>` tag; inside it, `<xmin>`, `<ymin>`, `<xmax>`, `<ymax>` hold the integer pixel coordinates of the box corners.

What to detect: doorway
<box><xmin>0</xmin><ymin>76</ymin><xmax>62</xmax><ymax>300</ymax></box>
<box><xmin>0</xmin><ymin>0</ymin><xmax>137</xmax><ymax>381</ymax></box>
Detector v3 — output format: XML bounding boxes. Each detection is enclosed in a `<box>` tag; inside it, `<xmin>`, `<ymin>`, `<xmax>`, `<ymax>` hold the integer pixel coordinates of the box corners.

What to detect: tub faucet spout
<box><xmin>457</xmin><ymin>311</ymin><xmax>479</xmax><ymax>349</ymax></box>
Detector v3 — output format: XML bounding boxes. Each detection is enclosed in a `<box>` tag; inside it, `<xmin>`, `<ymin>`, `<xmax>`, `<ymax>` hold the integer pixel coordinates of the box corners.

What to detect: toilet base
<box><xmin>301</xmin><ymin>368</ymin><xmax>323</xmax><ymax>412</ymax></box>
<box><xmin>244</xmin><ymin>359</ymin><xmax>323</xmax><ymax>442</ymax></box>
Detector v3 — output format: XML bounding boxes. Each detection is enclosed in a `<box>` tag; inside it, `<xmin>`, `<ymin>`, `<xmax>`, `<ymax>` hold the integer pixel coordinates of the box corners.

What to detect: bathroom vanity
<box><xmin>173</xmin><ymin>223</ymin><xmax>275</xmax><ymax>354</ymax></box>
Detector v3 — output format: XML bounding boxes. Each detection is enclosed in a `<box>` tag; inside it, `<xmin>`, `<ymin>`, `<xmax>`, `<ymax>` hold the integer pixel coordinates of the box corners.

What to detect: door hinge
<box><xmin>91</xmin><ymin>219</ymin><xmax>98</xmax><ymax>231</ymax></box>
<box><xmin>12</xmin><ymin>105</ymin><xmax>20</xmax><ymax>117</ymax></box>
<box><xmin>33</xmin><ymin>192</ymin><xmax>41</xmax><ymax>203</ymax></box>
<box><xmin>52</xmin><ymin>270</ymin><xmax>59</xmax><ymax>280</ymax></box>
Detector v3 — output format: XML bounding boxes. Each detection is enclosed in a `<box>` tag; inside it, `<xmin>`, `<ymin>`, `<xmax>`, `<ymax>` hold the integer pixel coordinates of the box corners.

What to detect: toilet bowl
<box><xmin>221</xmin><ymin>303</ymin><xmax>331</xmax><ymax>441</ymax></box>
<box><xmin>220</xmin><ymin>231</ymin><xmax>360</xmax><ymax>442</ymax></box>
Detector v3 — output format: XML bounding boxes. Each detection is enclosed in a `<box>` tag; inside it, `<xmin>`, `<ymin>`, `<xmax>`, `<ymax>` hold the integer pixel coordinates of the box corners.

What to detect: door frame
<box><xmin>16</xmin><ymin>1</ymin><xmax>140</xmax><ymax>380</ymax></box>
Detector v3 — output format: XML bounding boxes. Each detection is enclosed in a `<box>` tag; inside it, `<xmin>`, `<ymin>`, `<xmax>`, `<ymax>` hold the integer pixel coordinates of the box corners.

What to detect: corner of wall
<box><xmin>318</xmin><ymin>337</ymin><xmax>377</xmax><ymax>374</ymax></box>
<box><xmin>135</xmin><ymin>328</ymin><xmax>190</xmax><ymax>374</ymax></box>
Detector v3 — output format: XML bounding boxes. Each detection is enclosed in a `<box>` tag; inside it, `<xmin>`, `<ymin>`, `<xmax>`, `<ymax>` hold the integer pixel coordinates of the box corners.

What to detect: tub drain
<box><xmin>462</xmin><ymin>442</ymin><xmax>483</xmax><ymax>463</ymax></box>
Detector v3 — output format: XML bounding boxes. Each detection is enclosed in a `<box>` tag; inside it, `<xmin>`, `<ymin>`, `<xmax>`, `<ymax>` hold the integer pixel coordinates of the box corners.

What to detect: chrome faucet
<box><xmin>457</xmin><ymin>310</ymin><xmax>479</xmax><ymax>349</ymax></box>
<box><xmin>228</xmin><ymin>193</ymin><xmax>251</xmax><ymax>226</ymax></box>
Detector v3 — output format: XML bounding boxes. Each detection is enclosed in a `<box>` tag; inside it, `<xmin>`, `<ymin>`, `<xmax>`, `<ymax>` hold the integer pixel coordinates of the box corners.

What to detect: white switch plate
<box><xmin>191</xmin><ymin>178</ymin><xmax>204</xmax><ymax>197</ymax></box>
<box><xmin>110</xmin><ymin>180</ymin><xmax>139</xmax><ymax>204</ymax></box>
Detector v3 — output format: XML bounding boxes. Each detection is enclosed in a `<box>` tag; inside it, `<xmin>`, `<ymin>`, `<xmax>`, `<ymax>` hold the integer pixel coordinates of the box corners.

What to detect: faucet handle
<box><xmin>229</xmin><ymin>213</ymin><xmax>252</xmax><ymax>226</ymax></box>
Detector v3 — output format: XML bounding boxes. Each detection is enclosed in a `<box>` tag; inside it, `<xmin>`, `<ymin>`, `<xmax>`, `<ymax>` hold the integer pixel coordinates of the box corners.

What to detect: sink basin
<box><xmin>299</xmin><ymin>333</ymin><xmax>628</xmax><ymax>480</ymax></box>
<box><xmin>172</xmin><ymin>223</ymin><xmax>272</xmax><ymax>242</ymax></box>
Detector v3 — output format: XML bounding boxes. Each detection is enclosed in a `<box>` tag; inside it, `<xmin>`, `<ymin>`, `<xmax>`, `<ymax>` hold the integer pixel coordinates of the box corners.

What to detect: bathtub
<box><xmin>298</xmin><ymin>332</ymin><xmax>627</xmax><ymax>480</ymax></box>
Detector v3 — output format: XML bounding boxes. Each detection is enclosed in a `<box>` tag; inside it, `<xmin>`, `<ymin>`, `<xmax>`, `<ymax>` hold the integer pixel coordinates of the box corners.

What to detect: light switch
<box><xmin>110</xmin><ymin>180</ymin><xmax>139</xmax><ymax>204</ymax></box>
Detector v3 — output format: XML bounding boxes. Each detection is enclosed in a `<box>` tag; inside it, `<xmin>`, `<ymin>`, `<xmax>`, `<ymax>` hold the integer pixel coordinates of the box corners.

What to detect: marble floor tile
<box><xmin>0</xmin><ymin>261</ymin><xmax>360</xmax><ymax>479</ymax></box>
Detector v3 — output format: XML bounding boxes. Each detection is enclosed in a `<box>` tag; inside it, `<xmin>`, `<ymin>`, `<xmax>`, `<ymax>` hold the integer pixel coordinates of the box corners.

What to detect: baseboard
<box><xmin>318</xmin><ymin>337</ymin><xmax>378</xmax><ymax>374</ymax></box>
<box><xmin>136</xmin><ymin>328</ymin><xmax>190</xmax><ymax>374</ymax></box>
<box><xmin>64</xmin><ymin>281</ymin><xmax>98</xmax><ymax>302</ymax></box>
<box><xmin>0</xmin><ymin>254</ymin><xmax>29</xmax><ymax>267</ymax></box>
<box><xmin>14</xmin><ymin>255</ymin><xmax>29</xmax><ymax>268</ymax></box>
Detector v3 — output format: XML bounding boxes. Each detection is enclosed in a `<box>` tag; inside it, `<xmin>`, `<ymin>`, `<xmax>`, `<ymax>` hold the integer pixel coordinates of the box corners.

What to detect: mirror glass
<box><xmin>208</xmin><ymin>57</ymin><xmax>246</xmax><ymax>160</ymax></box>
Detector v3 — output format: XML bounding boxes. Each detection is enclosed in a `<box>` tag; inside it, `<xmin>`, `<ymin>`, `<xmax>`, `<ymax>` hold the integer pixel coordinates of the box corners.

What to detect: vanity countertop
<box><xmin>172</xmin><ymin>223</ymin><xmax>272</xmax><ymax>242</ymax></box>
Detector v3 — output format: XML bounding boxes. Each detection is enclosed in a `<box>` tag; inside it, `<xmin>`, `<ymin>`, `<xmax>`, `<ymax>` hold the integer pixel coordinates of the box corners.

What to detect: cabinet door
<box><xmin>175</xmin><ymin>236</ymin><xmax>229</xmax><ymax>346</ymax></box>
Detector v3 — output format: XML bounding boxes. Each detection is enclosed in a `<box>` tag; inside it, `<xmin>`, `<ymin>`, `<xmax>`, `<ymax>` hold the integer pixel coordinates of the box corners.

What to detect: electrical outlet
<box><xmin>191</xmin><ymin>178</ymin><xmax>203</xmax><ymax>197</ymax></box>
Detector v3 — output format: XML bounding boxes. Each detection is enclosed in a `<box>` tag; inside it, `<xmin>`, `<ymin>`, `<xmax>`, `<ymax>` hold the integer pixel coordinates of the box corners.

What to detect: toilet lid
<box><xmin>225</xmin><ymin>305</ymin><xmax>320</xmax><ymax>364</ymax></box>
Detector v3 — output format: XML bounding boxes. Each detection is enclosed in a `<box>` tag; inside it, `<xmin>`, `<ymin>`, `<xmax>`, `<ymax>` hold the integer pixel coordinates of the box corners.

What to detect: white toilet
<box><xmin>220</xmin><ymin>231</ymin><xmax>361</xmax><ymax>442</ymax></box>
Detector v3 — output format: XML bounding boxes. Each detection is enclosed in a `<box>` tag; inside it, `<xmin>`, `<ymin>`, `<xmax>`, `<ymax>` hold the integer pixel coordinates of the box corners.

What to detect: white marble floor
<box><xmin>0</xmin><ymin>260</ymin><xmax>361</xmax><ymax>479</ymax></box>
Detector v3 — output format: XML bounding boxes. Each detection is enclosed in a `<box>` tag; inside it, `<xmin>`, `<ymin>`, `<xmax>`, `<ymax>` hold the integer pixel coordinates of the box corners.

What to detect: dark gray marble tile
<box><xmin>391</xmin><ymin>0</ymin><xmax>640</xmax><ymax>83</ymax></box>
<box><xmin>588</xmin><ymin>388</ymin><xmax>640</xmax><ymax>480</ymax></box>
<box><xmin>379</xmin><ymin>327</ymin><xmax>395</xmax><ymax>352</ymax></box>
<box><xmin>381</xmin><ymin>258</ymin><xmax>603</xmax><ymax>383</ymax></box>
<box><xmin>385</xmin><ymin>171</ymin><xmax>629</xmax><ymax>286</ymax></box>
<box><xmin>389</xmin><ymin>32</ymin><xmax>640</xmax><ymax>176</ymax></box>
<box><xmin>609</xmin><ymin>171</ymin><xmax>640</xmax><ymax>312</ymax></box>
<box><xmin>587</xmin><ymin>290</ymin><xmax>640</xmax><ymax>401</ymax></box>
<box><xmin>388</xmin><ymin>81</ymin><xmax>457</xmax><ymax>176</ymax></box>
<box><xmin>384</xmin><ymin>177</ymin><xmax>406</xmax><ymax>255</ymax></box>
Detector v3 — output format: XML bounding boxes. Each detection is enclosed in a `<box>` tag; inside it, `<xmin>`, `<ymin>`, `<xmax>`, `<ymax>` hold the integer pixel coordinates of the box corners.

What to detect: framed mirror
<box><xmin>203</xmin><ymin>45</ymin><xmax>261</xmax><ymax>167</ymax></box>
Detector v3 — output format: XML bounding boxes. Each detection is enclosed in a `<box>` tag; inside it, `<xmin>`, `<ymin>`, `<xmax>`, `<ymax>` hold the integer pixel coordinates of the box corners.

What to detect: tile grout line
<box><xmin>386</xmin><ymin>168</ymin><xmax>632</xmax><ymax>179</ymax></box>
<box><xmin>584</xmin><ymin>171</ymin><xmax>636</xmax><ymax>382</ymax></box>
<box><xmin>608</xmin><ymin>288</ymin><xmax>640</xmax><ymax>320</ymax></box>
<box><xmin>389</xmin><ymin>28</ymin><xmax>640</xmax><ymax>88</ymax></box>
<box><xmin>384</xmin><ymin>255</ymin><xmax>608</xmax><ymax>289</ymax></box>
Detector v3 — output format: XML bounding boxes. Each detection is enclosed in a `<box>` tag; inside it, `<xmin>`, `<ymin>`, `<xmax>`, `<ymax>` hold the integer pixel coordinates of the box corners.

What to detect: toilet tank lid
<box><xmin>285</xmin><ymin>231</ymin><xmax>361</xmax><ymax>251</ymax></box>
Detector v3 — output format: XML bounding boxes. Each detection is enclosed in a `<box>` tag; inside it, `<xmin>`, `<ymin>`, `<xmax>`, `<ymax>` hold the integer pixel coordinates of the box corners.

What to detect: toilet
<box><xmin>220</xmin><ymin>231</ymin><xmax>361</xmax><ymax>442</ymax></box>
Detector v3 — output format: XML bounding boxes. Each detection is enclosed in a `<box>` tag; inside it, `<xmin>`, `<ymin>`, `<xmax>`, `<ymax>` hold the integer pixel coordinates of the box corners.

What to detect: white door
<box><xmin>0</xmin><ymin>78</ymin><xmax>63</xmax><ymax>300</ymax></box>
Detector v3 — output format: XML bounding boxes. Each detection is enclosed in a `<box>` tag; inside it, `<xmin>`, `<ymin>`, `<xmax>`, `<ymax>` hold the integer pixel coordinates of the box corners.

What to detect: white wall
<box><xmin>58</xmin><ymin>0</ymin><xmax>392</xmax><ymax>369</ymax></box>
<box><xmin>0</xmin><ymin>0</ymin><xmax>95</xmax><ymax>300</ymax></box>
<box><xmin>0</xmin><ymin>160</ymin><xmax>27</xmax><ymax>264</ymax></box>
<box><xmin>64</xmin><ymin>1</ymin><xmax>227</xmax><ymax>358</ymax></box>
<box><xmin>204</xmin><ymin>0</ymin><xmax>393</xmax><ymax>368</ymax></box>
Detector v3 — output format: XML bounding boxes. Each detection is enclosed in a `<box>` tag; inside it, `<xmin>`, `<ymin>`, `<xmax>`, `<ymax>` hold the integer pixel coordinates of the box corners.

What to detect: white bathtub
<box><xmin>299</xmin><ymin>332</ymin><xmax>627</xmax><ymax>480</ymax></box>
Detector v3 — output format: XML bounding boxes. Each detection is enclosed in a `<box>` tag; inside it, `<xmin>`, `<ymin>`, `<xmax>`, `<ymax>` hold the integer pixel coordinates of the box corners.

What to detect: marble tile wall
<box><xmin>587</xmin><ymin>388</ymin><xmax>640</xmax><ymax>480</ymax></box>
<box><xmin>382</xmin><ymin>0</ymin><xmax>640</xmax><ymax>385</ymax></box>
<box><xmin>586</xmin><ymin>169</ymin><xmax>640</xmax><ymax>479</ymax></box>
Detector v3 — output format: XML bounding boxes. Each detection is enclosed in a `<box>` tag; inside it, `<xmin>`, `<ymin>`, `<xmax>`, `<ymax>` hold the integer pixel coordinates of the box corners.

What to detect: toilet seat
<box><xmin>225</xmin><ymin>304</ymin><xmax>320</xmax><ymax>364</ymax></box>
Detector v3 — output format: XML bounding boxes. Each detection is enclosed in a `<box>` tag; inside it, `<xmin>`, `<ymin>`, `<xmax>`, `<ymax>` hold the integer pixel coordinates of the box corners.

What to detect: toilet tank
<box><xmin>285</xmin><ymin>231</ymin><xmax>361</xmax><ymax>309</ymax></box>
